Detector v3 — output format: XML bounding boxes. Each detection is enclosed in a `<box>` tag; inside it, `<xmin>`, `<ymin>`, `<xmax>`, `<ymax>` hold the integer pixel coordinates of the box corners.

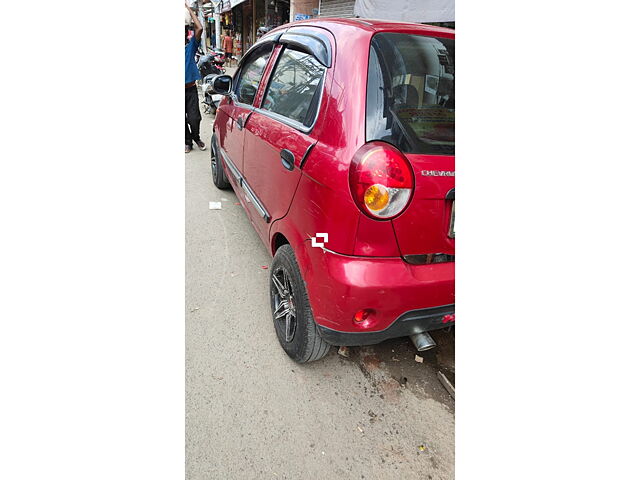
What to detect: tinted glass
<box><xmin>367</xmin><ymin>33</ymin><xmax>455</xmax><ymax>155</ymax></box>
<box><xmin>262</xmin><ymin>49</ymin><xmax>325</xmax><ymax>127</ymax></box>
<box><xmin>235</xmin><ymin>49</ymin><xmax>271</xmax><ymax>105</ymax></box>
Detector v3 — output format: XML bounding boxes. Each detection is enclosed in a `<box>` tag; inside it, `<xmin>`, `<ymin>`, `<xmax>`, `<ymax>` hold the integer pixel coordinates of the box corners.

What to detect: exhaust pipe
<box><xmin>410</xmin><ymin>332</ymin><xmax>436</xmax><ymax>352</ymax></box>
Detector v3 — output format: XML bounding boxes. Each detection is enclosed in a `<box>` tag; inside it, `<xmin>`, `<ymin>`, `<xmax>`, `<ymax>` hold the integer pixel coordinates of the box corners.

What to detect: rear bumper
<box><xmin>301</xmin><ymin>243</ymin><xmax>455</xmax><ymax>344</ymax></box>
<box><xmin>318</xmin><ymin>304</ymin><xmax>455</xmax><ymax>346</ymax></box>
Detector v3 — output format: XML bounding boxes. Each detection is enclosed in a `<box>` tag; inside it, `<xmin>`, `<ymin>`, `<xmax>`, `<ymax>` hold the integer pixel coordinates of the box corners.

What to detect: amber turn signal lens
<box><xmin>363</xmin><ymin>184</ymin><xmax>389</xmax><ymax>212</ymax></box>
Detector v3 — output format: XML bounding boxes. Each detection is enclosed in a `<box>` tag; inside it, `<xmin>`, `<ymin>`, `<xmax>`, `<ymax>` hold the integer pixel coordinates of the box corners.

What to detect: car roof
<box><xmin>272</xmin><ymin>17</ymin><xmax>454</xmax><ymax>36</ymax></box>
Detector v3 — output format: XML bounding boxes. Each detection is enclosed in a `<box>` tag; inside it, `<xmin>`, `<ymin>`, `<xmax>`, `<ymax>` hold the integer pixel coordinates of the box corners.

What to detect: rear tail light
<box><xmin>349</xmin><ymin>142</ymin><xmax>414</xmax><ymax>219</ymax></box>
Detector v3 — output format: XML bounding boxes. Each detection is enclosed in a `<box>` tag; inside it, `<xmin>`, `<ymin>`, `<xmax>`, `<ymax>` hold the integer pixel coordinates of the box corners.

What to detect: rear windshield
<box><xmin>366</xmin><ymin>33</ymin><xmax>455</xmax><ymax>155</ymax></box>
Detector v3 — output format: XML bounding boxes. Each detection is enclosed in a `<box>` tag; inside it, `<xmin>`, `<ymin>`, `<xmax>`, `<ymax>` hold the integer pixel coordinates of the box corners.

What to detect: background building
<box><xmin>317</xmin><ymin>0</ymin><xmax>355</xmax><ymax>18</ymax></box>
<box><xmin>300</xmin><ymin>0</ymin><xmax>454</xmax><ymax>27</ymax></box>
<box><xmin>213</xmin><ymin>0</ymin><xmax>293</xmax><ymax>56</ymax></box>
<box><xmin>352</xmin><ymin>0</ymin><xmax>454</xmax><ymax>25</ymax></box>
<box><xmin>211</xmin><ymin>0</ymin><xmax>454</xmax><ymax>57</ymax></box>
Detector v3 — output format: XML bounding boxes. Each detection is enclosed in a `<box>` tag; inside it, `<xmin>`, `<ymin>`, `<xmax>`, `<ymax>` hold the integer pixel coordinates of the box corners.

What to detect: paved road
<box><xmin>186</xmin><ymin>93</ymin><xmax>455</xmax><ymax>479</ymax></box>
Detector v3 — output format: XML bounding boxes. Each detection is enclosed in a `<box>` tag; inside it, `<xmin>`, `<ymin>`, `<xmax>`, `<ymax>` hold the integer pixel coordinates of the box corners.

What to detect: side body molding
<box><xmin>219</xmin><ymin>146</ymin><xmax>271</xmax><ymax>223</ymax></box>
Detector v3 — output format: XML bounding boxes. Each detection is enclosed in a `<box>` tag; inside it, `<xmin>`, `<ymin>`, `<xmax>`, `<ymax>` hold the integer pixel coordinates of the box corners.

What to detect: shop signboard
<box><xmin>294</xmin><ymin>13</ymin><xmax>311</xmax><ymax>21</ymax></box>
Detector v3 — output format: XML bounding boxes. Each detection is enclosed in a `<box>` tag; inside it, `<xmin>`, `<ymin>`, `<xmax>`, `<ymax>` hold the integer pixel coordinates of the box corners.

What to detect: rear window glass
<box><xmin>366</xmin><ymin>33</ymin><xmax>455</xmax><ymax>155</ymax></box>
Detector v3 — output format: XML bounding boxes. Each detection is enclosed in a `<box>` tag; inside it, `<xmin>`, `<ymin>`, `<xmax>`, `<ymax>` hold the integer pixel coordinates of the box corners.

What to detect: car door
<box><xmin>241</xmin><ymin>42</ymin><xmax>329</xmax><ymax>245</ymax></box>
<box><xmin>215</xmin><ymin>45</ymin><xmax>273</xmax><ymax>179</ymax></box>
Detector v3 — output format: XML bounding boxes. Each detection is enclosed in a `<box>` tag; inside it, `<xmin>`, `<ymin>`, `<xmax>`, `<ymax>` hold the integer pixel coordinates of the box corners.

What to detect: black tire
<box><xmin>211</xmin><ymin>134</ymin><xmax>230</xmax><ymax>189</ymax></box>
<box><xmin>269</xmin><ymin>245</ymin><xmax>331</xmax><ymax>363</ymax></box>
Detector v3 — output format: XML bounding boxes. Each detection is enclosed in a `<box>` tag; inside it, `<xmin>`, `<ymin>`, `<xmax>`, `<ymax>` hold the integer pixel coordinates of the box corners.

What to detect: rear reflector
<box><xmin>353</xmin><ymin>309</ymin><xmax>376</xmax><ymax>328</ymax></box>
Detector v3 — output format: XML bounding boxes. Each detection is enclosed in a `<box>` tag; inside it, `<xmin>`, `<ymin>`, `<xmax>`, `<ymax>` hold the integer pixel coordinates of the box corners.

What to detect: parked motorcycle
<box><xmin>196</xmin><ymin>47</ymin><xmax>226</xmax><ymax>115</ymax></box>
<box><xmin>197</xmin><ymin>52</ymin><xmax>223</xmax><ymax>78</ymax></box>
<box><xmin>210</xmin><ymin>48</ymin><xmax>226</xmax><ymax>74</ymax></box>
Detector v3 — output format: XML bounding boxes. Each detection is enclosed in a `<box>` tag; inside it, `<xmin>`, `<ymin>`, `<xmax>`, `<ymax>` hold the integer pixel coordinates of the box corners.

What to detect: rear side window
<box><xmin>235</xmin><ymin>48</ymin><xmax>272</xmax><ymax>105</ymax></box>
<box><xmin>262</xmin><ymin>48</ymin><xmax>325</xmax><ymax>128</ymax></box>
<box><xmin>366</xmin><ymin>33</ymin><xmax>455</xmax><ymax>155</ymax></box>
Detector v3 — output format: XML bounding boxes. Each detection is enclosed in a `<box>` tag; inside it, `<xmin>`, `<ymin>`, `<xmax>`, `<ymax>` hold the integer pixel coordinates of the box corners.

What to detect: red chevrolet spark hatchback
<box><xmin>210</xmin><ymin>19</ymin><xmax>454</xmax><ymax>363</ymax></box>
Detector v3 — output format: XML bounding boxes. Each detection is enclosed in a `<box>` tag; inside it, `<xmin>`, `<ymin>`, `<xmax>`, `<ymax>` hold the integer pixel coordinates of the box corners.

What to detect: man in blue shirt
<box><xmin>185</xmin><ymin>3</ymin><xmax>205</xmax><ymax>153</ymax></box>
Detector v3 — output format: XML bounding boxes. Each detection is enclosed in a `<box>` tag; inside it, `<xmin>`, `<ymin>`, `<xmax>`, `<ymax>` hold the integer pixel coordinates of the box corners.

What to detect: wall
<box><xmin>289</xmin><ymin>0</ymin><xmax>319</xmax><ymax>22</ymax></box>
<box><xmin>318</xmin><ymin>0</ymin><xmax>355</xmax><ymax>17</ymax></box>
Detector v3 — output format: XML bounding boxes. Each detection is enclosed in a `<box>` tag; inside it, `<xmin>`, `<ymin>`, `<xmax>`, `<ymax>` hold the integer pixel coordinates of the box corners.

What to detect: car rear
<box><xmin>364</xmin><ymin>31</ymin><xmax>455</xmax><ymax>260</ymax></box>
<box><xmin>312</xmin><ymin>26</ymin><xmax>455</xmax><ymax>347</ymax></box>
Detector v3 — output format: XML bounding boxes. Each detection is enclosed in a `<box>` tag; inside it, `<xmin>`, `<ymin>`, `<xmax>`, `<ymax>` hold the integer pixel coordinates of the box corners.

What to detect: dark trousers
<box><xmin>185</xmin><ymin>85</ymin><xmax>202</xmax><ymax>146</ymax></box>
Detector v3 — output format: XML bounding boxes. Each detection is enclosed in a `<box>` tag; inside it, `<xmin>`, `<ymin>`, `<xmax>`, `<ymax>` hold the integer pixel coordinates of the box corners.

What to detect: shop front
<box><xmin>268</xmin><ymin>0</ymin><xmax>291</xmax><ymax>28</ymax></box>
<box><xmin>218</xmin><ymin>0</ymin><xmax>292</xmax><ymax>58</ymax></box>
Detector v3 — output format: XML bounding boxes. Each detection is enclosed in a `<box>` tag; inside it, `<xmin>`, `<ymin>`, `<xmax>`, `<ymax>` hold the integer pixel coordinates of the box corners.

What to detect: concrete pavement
<box><xmin>185</xmin><ymin>92</ymin><xmax>455</xmax><ymax>479</ymax></box>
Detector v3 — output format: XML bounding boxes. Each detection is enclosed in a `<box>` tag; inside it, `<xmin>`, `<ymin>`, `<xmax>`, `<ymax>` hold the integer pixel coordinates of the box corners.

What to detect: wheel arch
<box><xmin>269</xmin><ymin>218</ymin><xmax>312</xmax><ymax>276</ymax></box>
<box><xmin>271</xmin><ymin>232</ymin><xmax>290</xmax><ymax>256</ymax></box>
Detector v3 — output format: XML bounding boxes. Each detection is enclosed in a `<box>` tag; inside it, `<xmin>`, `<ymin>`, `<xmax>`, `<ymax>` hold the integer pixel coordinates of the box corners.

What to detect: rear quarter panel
<box><xmin>271</xmin><ymin>24</ymin><xmax>373</xmax><ymax>256</ymax></box>
<box><xmin>268</xmin><ymin>24</ymin><xmax>372</xmax><ymax>257</ymax></box>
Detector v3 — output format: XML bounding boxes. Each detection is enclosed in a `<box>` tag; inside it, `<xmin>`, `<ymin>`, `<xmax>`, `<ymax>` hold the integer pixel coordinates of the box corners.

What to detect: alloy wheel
<box><xmin>271</xmin><ymin>266</ymin><xmax>297</xmax><ymax>343</ymax></box>
<box><xmin>211</xmin><ymin>147</ymin><xmax>217</xmax><ymax>174</ymax></box>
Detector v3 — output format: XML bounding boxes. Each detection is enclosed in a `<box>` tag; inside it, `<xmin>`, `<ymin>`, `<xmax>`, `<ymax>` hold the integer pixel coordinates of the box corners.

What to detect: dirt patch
<box><xmin>346</xmin><ymin>327</ymin><xmax>455</xmax><ymax>409</ymax></box>
<box><xmin>362</xmin><ymin>353</ymin><xmax>382</xmax><ymax>371</ymax></box>
<box><xmin>377</xmin><ymin>378</ymin><xmax>403</xmax><ymax>402</ymax></box>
